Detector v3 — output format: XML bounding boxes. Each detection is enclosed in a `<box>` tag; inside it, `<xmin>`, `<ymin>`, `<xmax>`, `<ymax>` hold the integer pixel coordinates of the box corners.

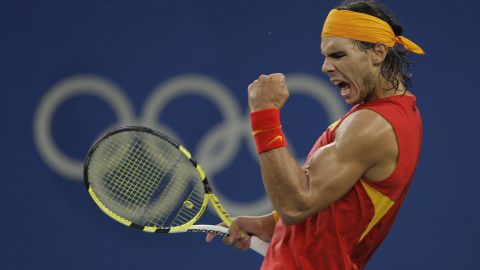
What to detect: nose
<box><xmin>322</xmin><ymin>58</ymin><xmax>335</xmax><ymax>74</ymax></box>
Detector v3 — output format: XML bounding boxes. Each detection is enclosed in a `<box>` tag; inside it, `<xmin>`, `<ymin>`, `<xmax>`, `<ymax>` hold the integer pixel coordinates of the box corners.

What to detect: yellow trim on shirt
<box><xmin>328</xmin><ymin>120</ymin><xmax>340</xmax><ymax>130</ymax></box>
<box><xmin>272</xmin><ymin>210</ymin><xmax>280</xmax><ymax>224</ymax></box>
<box><xmin>359</xmin><ymin>180</ymin><xmax>395</xmax><ymax>242</ymax></box>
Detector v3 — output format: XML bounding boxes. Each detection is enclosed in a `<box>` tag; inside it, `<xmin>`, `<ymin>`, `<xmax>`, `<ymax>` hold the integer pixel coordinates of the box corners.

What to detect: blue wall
<box><xmin>1</xmin><ymin>0</ymin><xmax>478</xmax><ymax>269</ymax></box>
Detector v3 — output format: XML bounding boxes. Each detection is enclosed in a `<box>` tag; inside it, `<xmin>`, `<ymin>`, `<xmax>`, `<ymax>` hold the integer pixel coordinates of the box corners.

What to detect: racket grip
<box><xmin>249</xmin><ymin>236</ymin><xmax>269</xmax><ymax>256</ymax></box>
<box><xmin>188</xmin><ymin>225</ymin><xmax>269</xmax><ymax>256</ymax></box>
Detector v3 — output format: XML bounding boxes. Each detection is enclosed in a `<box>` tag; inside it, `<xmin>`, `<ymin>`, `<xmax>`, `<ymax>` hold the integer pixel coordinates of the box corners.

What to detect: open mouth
<box><xmin>334</xmin><ymin>81</ymin><xmax>352</xmax><ymax>97</ymax></box>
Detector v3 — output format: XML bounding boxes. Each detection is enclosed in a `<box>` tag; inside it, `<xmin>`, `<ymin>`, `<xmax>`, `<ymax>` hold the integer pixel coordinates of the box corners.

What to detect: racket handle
<box><xmin>188</xmin><ymin>225</ymin><xmax>269</xmax><ymax>256</ymax></box>
<box><xmin>249</xmin><ymin>236</ymin><xmax>268</xmax><ymax>256</ymax></box>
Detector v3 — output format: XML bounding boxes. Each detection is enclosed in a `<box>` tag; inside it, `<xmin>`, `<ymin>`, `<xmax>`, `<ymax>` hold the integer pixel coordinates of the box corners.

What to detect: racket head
<box><xmin>84</xmin><ymin>126</ymin><xmax>209</xmax><ymax>233</ymax></box>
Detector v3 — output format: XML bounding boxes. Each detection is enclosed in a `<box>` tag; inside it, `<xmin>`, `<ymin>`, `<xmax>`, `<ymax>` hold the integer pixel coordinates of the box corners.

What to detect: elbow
<box><xmin>276</xmin><ymin>199</ymin><xmax>329</xmax><ymax>225</ymax></box>
<box><xmin>276</xmin><ymin>205</ymin><xmax>313</xmax><ymax>225</ymax></box>
<box><xmin>272</xmin><ymin>174</ymin><xmax>331</xmax><ymax>225</ymax></box>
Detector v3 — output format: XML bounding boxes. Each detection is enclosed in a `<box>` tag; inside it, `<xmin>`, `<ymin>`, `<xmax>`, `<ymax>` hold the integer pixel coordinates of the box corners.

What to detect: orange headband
<box><xmin>322</xmin><ymin>9</ymin><xmax>425</xmax><ymax>55</ymax></box>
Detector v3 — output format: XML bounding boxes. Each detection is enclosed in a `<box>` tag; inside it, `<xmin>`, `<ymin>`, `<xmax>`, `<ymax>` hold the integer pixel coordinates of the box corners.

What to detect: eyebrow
<box><xmin>321</xmin><ymin>50</ymin><xmax>346</xmax><ymax>58</ymax></box>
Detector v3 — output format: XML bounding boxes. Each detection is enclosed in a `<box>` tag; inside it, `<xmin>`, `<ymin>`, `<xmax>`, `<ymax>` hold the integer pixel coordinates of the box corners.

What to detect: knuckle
<box><xmin>234</xmin><ymin>241</ymin><xmax>244</xmax><ymax>249</ymax></box>
<box><xmin>223</xmin><ymin>236</ymin><xmax>232</xmax><ymax>245</ymax></box>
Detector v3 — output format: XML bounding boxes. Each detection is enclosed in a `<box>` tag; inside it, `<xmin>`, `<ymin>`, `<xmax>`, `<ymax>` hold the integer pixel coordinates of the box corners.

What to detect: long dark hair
<box><xmin>335</xmin><ymin>0</ymin><xmax>412</xmax><ymax>92</ymax></box>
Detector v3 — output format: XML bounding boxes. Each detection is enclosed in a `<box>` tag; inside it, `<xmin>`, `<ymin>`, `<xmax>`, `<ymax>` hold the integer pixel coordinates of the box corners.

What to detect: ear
<box><xmin>371</xmin><ymin>43</ymin><xmax>388</xmax><ymax>65</ymax></box>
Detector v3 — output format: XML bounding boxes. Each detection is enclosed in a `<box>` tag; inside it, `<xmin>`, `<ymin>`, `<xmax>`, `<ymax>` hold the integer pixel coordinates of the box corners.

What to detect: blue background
<box><xmin>1</xmin><ymin>0</ymin><xmax>478</xmax><ymax>269</ymax></box>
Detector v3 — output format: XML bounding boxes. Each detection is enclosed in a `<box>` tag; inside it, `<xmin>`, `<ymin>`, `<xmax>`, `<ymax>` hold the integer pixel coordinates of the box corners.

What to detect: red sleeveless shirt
<box><xmin>261</xmin><ymin>94</ymin><xmax>422</xmax><ymax>270</ymax></box>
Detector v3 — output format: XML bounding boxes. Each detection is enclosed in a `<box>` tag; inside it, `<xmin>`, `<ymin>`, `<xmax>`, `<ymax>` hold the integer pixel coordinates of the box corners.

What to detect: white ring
<box><xmin>33</xmin><ymin>73</ymin><xmax>346</xmax><ymax>216</ymax></box>
<box><xmin>33</xmin><ymin>75</ymin><xmax>135</xmax><ymax>180</ymax></box>
<box><xmin>141</xmin><ymin>74</ymin><xmax>243</xmax><ymax>175</ymax></box>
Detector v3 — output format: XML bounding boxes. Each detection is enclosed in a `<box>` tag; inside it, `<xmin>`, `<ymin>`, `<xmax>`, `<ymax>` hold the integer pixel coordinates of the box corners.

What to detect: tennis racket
<box><xmin>84</xmin><ymin>125</ymin><xmax>268</xmax><ymax>256</ymax></box>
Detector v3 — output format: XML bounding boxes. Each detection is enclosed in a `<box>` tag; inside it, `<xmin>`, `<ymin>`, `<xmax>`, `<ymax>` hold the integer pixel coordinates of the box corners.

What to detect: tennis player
<box><xmin>207</xmin><ymin>1</ymin><xmax>424</xmax><ymax>269</ymax></box>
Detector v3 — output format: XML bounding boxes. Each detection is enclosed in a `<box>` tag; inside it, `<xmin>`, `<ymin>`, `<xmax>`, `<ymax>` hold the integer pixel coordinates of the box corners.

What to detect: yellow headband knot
<box><xmin>322</xmin><ymin>9</ymin><xmax>425</xmax><ymax>55</ymax></box>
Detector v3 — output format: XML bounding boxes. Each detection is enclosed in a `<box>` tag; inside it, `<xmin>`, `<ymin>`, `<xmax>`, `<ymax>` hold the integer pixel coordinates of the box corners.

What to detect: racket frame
<box><xmin>84</xmin><ymin>126</ymin><xmax>230</xmax><ymax>233</ymax></box>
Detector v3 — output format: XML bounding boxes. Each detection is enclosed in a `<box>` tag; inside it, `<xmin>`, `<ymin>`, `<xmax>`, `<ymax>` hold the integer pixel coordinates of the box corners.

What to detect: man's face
<box><xmin>320</xmin><ymin>36</ymin><xmax>378</xmax><ymax>105</ymax></box>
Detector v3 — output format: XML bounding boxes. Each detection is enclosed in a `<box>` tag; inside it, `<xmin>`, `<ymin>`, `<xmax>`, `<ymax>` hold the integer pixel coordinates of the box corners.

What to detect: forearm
<box><xmin>247</xmin><ymin>74</ymin><xmax>314</xmax><ymax>223</ymax></box>
<box><xmin>259</xmin><ymin>147</ymin><xmax>311</xmax><ymax>224</ymax></box>
<box><xmin>228</xmin><ymin>213</ymin><xmax>277</xmax><ymax>243</ymax></box>
<box><xmin>257</xmin><ymin>212</ymin><xmax>277</xmax><ymax>240</ymax></box>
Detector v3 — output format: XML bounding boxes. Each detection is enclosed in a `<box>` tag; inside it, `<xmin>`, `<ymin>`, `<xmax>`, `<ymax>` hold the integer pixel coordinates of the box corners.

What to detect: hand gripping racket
<box><xmin>84</xmin><ymin>126</ymin><xmax>268</xmax><ymax>256</ymax></box>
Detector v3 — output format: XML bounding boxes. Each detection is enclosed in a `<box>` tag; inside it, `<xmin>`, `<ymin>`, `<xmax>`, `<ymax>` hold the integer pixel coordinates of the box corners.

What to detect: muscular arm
<box><xmin>260</xmin><ymin>109</ymin><xmax>398</xmax><ymax>224</ymax></box>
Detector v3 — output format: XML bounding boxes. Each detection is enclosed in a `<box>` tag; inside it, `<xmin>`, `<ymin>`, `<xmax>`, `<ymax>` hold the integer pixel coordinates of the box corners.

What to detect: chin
<box><xmin>344</xmin><ymin>96</ymin><xmax>360</xmax><ymax>105</ymax></box>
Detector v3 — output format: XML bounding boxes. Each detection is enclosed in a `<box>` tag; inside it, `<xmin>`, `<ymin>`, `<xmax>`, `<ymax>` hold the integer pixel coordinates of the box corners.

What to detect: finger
<box><xmin>271</xmin><ymin>72</ymin><xmax>284</xmax><ymax>78</ymax></box>
<box><xmin>268</xmin><ymin>73</ymin><xmax>284</xmax><ymax>83</ymax></box>
<box><xmin>206</xmin><ymin>222</ymin><xmax>227</xmax><ymax>242</ymax></box>
<box><xmin>248</xmin><ymin>80</ymin><xmax>258</xmax><ymax>91</ymax></box>
<box><xmin>223</xmin><ymin>235</ymin><xmax>235</xmax><ymax>245</ymax></box>
<box><xmin>227</xmin><ymin>226</ymin><xmax>240</xmax><ymax>242</ymax></box>
<box><xmin>231</xmin><ymin>234</ymin><xmax>251</xmax><ymax>251</ymax></box>
<box><xmin>233</xmin><ymin>240</ymin><xmax>244</xmax><ymax>250</ymax></box>
<box><xmin>239</xmin><ymin>236</ymin><xmax>252</xmax><ymax>251</ymax></box>
<box><xmin>205</xmin><ymin>232</ymin><xmax>215</xmax><ymax>242</ymax></box>
<box><xmin>223</xmin><ymin>228</ymin><xmax>245</xmax><ymax>246</ymax></box>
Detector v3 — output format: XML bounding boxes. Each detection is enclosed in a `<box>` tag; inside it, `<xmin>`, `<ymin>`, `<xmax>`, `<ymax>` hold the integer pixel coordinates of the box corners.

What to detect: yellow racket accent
<box><xmin>88</xmin><ymin>187</ymin><xmax>132</xmax><ymax>227</ymax></box>
<box><xmin>169</xmin><ymin>195</ymin><xmax>210</xmax><ymax>233</ymax></box>
<box><xmin>143</xmin><ymin>226</ymin><xmax>157</xmax><ymax>233</ymax></box>
<box><xmin>179</xmin><ymin>144</ymin><xmax>206</xmax><ymax>181</ymax></box>
<box><xmin>207</xmin><ymin>194</ymin><xmax>233</xmax><ymax>226</ymax></box>
<box><xmin>196</xmin><ymin>165</ymin><xmax>206</xmax><ymax>181</ymax></box>
<box><xmin>183</xmin><ymin>201</ymin><xmax>194</xmax><ymax>209</ymax></box>
<box><xmin>179</xmin><ymin>145</ymin><xmax>192</xmax><ymax>159</ymax></box>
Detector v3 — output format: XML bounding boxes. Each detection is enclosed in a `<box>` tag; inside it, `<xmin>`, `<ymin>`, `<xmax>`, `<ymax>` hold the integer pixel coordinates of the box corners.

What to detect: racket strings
<box><xmin>102</xmin><ymin>135</ymin><xmax>161</xmax><ymax>209</ymax></box>
<box><xmin>120</xmin><ymin>137</ymin><xmax>169</xmax><ymax>208</ymax></box>
<box><xmin>143</xmin><ymin>152</ymin><xmax>205</xmax><ymax>227</ymax></box>
<box><xmin>90</xmin><ymin>135</ymin><xmax>156</xmax><ymax>217</ymax></box>
<box><xmin>88</xmin><ymin>131</ymin><xmax>206</xmax><ymax>228</ymax></box>
<box><xmin>102</xmin><ymin>133</ymin><xmax>180</xmax><ymax>219</ymax></box>
<box><xmin>167</xmin><ymin>179</ymin><xmax>205</xmax><ymax>226</ymax></box>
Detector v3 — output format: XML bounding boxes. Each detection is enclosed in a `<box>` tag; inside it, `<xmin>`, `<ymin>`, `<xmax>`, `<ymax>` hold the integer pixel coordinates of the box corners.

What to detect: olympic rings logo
<box><xmin>33</xmin><ymin>74</ymin><xmax>346</xmax><ymax>215</ymax></box>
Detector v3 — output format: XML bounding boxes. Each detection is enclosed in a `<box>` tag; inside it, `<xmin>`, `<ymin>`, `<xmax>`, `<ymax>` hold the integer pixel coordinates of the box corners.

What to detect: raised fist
<box><xmin>248</xmin><ymin>73</ymin><xmax>289</xmax><ymax>112</ymax></box>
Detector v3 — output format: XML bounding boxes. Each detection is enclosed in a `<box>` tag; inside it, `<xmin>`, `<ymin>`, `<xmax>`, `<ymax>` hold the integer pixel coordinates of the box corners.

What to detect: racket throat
<box><xmin>205</xmin><ymin>193</ymin><xmax>233</xmax><ymax>227</ymax></box>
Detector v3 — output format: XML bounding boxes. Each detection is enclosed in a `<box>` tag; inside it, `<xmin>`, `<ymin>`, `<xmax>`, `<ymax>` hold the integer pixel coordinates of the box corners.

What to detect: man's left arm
<box><xmin>247</xmin><ymin>73</ymin><xmax>397</xmax><ymax>225</ymax></box>
<box><xmin>258</xmin><ymin>109</ymin><xmax>396</xmax><ymax>225</ymax></box>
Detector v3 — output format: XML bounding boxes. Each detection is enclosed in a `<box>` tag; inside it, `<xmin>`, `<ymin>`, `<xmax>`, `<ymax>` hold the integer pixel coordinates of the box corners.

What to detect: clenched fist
<box><xmin>248</xmin><ymin>73</ymin><xmax>290</xmax><ymax>112</ymax></box>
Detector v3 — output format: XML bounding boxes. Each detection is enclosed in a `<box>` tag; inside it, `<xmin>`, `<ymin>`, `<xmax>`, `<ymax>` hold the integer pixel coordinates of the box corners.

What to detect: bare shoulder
<box><xmin>336</xmin><ymin>109</ymin><xmax>394</xmax><ymax>141</ymax></box>
<box><xmin>335</xmin><ymin>109</ymin><xmax>398</xmax><ymax>180</ymax></box>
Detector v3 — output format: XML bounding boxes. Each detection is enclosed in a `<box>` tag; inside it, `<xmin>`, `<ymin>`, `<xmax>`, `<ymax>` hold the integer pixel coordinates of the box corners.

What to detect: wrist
<box><xmin>250</xmin><ymin>108</ymin><xmax>288</xmax><ymax>154</ymax></box>
<box><xmin>249</xmin><ymin>103</ymin><xmax>276</xmax><ymax>113</ymax></box>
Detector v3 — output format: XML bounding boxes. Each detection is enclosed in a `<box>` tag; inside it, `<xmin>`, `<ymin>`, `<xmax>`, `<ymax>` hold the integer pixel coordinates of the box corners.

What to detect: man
<box><xmin>207</xmin><ymin>1</ymin><xmax>424</xmax><ymax>269</ymax></box>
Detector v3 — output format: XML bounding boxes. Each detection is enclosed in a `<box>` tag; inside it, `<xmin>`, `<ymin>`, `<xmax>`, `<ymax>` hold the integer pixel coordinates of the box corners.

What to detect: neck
<box><xmin>368</xmin><ymin>76</ymin><xmax>406</xmax><ymax>102</ymax></box>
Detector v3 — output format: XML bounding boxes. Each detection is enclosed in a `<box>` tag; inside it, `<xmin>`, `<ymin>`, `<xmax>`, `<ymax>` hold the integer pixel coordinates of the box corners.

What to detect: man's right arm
<box><xmin>206</xmin><ymin>213</ymin><xmax>277</xmax><ymax>251</ymax></box>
